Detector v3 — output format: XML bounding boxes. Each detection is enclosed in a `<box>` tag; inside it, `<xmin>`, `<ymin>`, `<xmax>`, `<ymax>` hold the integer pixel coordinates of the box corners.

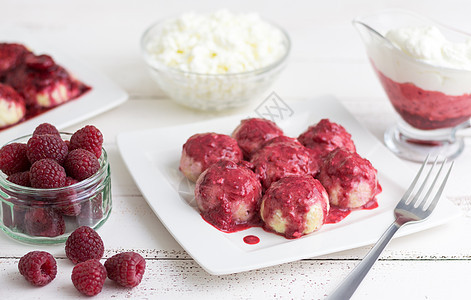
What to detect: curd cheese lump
<box><xmin>0</xmin><ymin>83</ymin><xmax>26</xmax><ymax>128</ymax></box>
<box><xmin>195</xmin><ymin>160</ymin><xmax>262</xmax><ymax>232</ymax></box>
<box><xmin>318</xmin><ymin>148</ymin><xmax>381</xmax><ymax>209</ymax></box>
<box><xmin>298</xmin><ymin>118</ymin><xmax>356</xmax><ymax>160</ymax></box>
<box><xmin>232</xmin><ymin>118</ymin><xmax>284</xmax><ymax>159</ymax></box>
<box><xmin>5</xmin><ymin>53</ymin><xmax>90</xmax><ymax>109</ymax></box>
<box><xmin>260</xmin><ymin>175</ymin><xmax>329</xmax><ymax>239</ymax></box>
<box><xmin>179</xmin><ymin>132</ymin><xmax>243</xmax><ymax>182</ymax></box>
<box><xmin>250</xmin><ymin>136</ymin><xmax>319</xmax><ymax>190</ymax></box>
<box><xmin>146</xmin><ymin>9</ymin><xmax>286</xmax><ymax>74</ymax></box>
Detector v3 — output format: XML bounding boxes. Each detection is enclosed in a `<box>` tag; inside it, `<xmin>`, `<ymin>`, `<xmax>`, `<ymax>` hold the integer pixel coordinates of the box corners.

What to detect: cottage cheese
<box><xmin>142</xmin><ymin>10</ymin><xmax>289</xmax><ymax>110</ymax></box>
<box><xmin>145</xmin><ymin>9</ymin><xmax>286</xmax><ymax>74</ymax></box>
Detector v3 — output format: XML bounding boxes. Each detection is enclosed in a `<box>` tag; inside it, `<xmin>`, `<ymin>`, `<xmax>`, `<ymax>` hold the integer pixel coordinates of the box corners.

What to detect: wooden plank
<box><xmin>0</xmin><ymin>258</ymin><xmax>469</xmax><ymax>299</ymax></box>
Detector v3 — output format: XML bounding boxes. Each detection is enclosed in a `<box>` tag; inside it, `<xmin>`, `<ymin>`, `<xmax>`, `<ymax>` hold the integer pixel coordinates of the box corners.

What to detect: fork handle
<box><xmin>327</xmin><ymin>221</ymin><xmax>401</xmax><ymax>300</ymax></box>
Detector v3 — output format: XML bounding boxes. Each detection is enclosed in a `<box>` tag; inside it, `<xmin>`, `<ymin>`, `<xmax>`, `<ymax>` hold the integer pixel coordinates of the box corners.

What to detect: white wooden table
<box><xmin>1</xmin><ymin>1</ymin><xmax>471</xmax><ymax>299</ymax></box>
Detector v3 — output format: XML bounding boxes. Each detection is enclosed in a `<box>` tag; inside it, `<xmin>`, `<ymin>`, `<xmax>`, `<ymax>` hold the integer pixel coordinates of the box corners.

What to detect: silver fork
<box><xmin>327</xmin><ymin>156</ymin><xmax>454</xmax><ymax>300</ymax></box>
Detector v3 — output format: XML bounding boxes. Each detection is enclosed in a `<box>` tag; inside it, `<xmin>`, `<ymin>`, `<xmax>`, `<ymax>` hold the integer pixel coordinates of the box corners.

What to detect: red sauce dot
<box><xmin>243</xmin><ymin>235</ymin><xmax>260</xmax><ymax>245</ymax></box>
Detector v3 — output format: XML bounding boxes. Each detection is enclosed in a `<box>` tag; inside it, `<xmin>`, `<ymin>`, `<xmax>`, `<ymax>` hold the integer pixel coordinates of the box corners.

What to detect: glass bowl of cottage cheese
<box><xmin>141</xmin><ymin>10</ymin><xmax>290</xmax><ymax>111</ymax></box>
<box><xmin>354</xmin><ymin>9</ymin><xmax>471</xmax><ymax>162</ymax></box>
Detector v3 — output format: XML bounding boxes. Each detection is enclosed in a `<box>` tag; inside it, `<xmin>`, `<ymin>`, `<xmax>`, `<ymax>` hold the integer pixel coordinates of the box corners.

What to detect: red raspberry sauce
<box><xmin>326</xmin><ymin>199</ymin><xmax>379</xmax><ymax>224</ymax></box>
<box><xmin>373</xmin><ymin>64</ymin><xmax>471</xmax><ymax>130</ymax></box>
<box><xmin>243</xmin><ymin>235</ymin><xmax>260</xmax><ymax>245</ymax></box>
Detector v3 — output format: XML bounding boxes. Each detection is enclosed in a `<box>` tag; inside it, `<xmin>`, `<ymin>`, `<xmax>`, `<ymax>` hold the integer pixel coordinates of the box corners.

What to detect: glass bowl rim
<box><xmin>140</xmin><ymin>15</ymin><xmax>291</xmax><ymax>78</ymax></box>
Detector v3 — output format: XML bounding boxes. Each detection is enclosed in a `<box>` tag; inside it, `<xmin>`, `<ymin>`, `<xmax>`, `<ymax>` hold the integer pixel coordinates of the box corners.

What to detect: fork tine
<box><xmin>420</xmin><ymin>158</ymin><xmax>447</xmax><ymax>209</ymax></box>
<box><xmin>407</xmin><ymin>156</ymin><xmax>438</xmax><ymax>206</ymax></box>
<box><xmin>422</xmin><ymin>161</ymin><xmax>454</xmax><ymax>212</ymax></box>
<box><xmin>401</xmin><ymin>154</ymin><xmax>430</xmax><ymax>203</ymax></box>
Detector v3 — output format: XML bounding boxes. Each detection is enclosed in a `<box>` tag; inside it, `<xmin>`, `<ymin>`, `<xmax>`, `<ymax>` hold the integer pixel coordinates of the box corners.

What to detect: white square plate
<box><xmin>117</xmin><ymin>95</ymin><xmax>461</xmax><ymax>275</ymax></box>
<box><xmin>0</xmin><ymin>28</ymin><xmax>128</xmax><ymax>145</ymax></box>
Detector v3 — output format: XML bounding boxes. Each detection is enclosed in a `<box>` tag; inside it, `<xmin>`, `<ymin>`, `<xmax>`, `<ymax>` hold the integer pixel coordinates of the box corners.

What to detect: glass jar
<box><xmin>0</xmin><ymin>133</ymin><xmax>112</xmax><ymax>244</ymax></box>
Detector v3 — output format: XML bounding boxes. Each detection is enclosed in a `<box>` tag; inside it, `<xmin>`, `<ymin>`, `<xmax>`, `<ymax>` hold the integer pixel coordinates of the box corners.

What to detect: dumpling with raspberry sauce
<box><xmin>260</xmin><ymin>175</ymin><xmax>330</xmax><ymax>239</ymax></box>
<box><xmin>179</xmin><ymin>132</ymin><xmax>243</xmax><ymax>182</ymax></box>
<box><xmin>317</xmin><ymin>148</ymin><xmax>381</xmax><ymax>209</ymax></box>
<box><xmin>298</xmin><ymin>118</ymin><xmax>356</xmax><ymax>160</ymax></box>
<box><xmin>231</xmin><ymin>118</ymin><xmax>284</xmax><ymax>159</ymax></box>
<box><xmin>195</xmin><ymin>160</ymin><xmax>262</xmax><ymax>232</ymax></box>
<box><xmin>250</xmin><ymin>136</ymin><xmax>320</xmax><ymax>190</ymax></box>
<box><xmin>0</xmin><ymin>83</ymin><xmax>26</xmax><ymax>128</ymax></box>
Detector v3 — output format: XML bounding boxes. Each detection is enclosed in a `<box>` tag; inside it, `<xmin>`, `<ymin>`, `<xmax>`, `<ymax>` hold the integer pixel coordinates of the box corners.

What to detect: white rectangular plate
<box><xmin>0</xmin><ymin>28</ymin><xmax>128</xmax><ymax>145</ymax></box>
<box><xmin>117</xmin><ymin>96</ymin><xmax>461</xmax><ymax>275</ymax></box>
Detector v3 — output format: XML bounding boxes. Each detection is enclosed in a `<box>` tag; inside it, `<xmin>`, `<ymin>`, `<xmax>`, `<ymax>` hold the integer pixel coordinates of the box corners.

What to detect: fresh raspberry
<box><xmin>18</xmin><ymin>251</ymin><xmax>57</xmax><ymax>286</ymax></box>
<box><xmin>30</xmin><ymin>158</ymin><xmax>66</xmax><ymax>188</ymax></box>
<box><xmin>0</xmin><ymin>143</ymin><xmax>30</xmax><ymax>175</ymax></box>
<box><xmin>64</xmin><ymin>149</ymin><xmax>100</xmax><ymax>181</ymax></box>
<box><xmin>24</xmin><ymin>207</ymin><xmax>65</xmax><ymax>237</ymax></box>
<box><xmin>26</xmin><ymin>134</ymin><xmax>68</xmax><ymax>164</ymax></box>
<box><xmin>57</xmin><ymin>177</ymin><xmax>81</xmax><ymax>216</ymax></box>
<box><xmin>71</xmin><ymin>259</ymin><xmax>107</xmax><ymax>296</ymax></box>
<box><xmin>33</xmin><ymin>123</ymin><xmax>60</xmax><ymax>136</ymax></box>
<box><xmin>105</xmin><ymin>252</ymin><xmax>146</xmax><ymax>288</ymax></box>
<box><xmin>78</xmin><ymin>194</ymin><xmax>103</xmax><ymax>226</ymax></box>
<box><xmin>70</xmin><ymin>125</ymin><xmax>103</xmax><ymax>158</ymax></box>
<box><xmin>65</xmin><ymin>176</ymin><xmax>79</xmax><ymax>186</ymax></box>
<box><xmin>65</xmin><ymin>226</ymin><xmax>104</xmax><ymax>264</ymax></box>
<box><xmin>7</xmin><ymin>171</ymin><xmax>31</xmax><ymax>187</ymax></box>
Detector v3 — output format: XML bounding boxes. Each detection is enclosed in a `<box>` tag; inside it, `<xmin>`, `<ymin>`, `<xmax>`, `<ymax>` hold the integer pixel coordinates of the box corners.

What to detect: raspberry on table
<box><xmin>29</xmin><ymin>158</ymin><xmax>66</xmax><ymax>188</ymax></box>
<box><xmin>32</xmin><ymin>123</ymin><xmax>60</xmax><ymax>136</ymax></box>
<box><xmin>65</xmin><ymin>226</ymin><xmax>104</xmax><ymax>264</ymax></box>
<box><xmin>18</xmin><ymin>251</ymin><xmax>57</xmax><ymax>286</ymax></box>
<box><xmin>64</xmin><ymin>149</ymin><xmax>100</xmax><ymax>181</ymax></box>
<box><xmin>71</xmin><ymin>259</ymin><xmax>107</xmax><ymax>296</ymax></box>
<box><xmin>70</xmin><ymin>125</ymin><xmax>103</xmax><ymax>159</ymax></box>
<box><xmin>24</xmin><ymin>207</ymin><xmax>65</xmax><ymax>237</ymax></box>
<box><xmin>7</xmin><ymin>171</ymin><xmax>31</xmax><ymax>187</ymax></box>
<box><xmin>0</xmin><ymin>142</ymin><xmax>30</xmax><ymax>175</ymax></box>
<box><xmin>105</xmin><ymin>252</ymin><xmax>146</xmax><ymax>288</ymax></box>
<box><xmin>26</xmin><ymin>134</ymin><xmax>68</xmax><ymax>164</ymax></box>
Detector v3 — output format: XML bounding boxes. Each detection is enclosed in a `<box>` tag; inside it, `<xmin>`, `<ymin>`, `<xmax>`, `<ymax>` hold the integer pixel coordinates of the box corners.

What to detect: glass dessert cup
<box><xmin>353</xmin><ymin>9</ymin><xmax>471</xmax><ymax>162</ymax></box>
<box><xmin>0</xmin><ymin>133</ymin><xmax>112</xmax><ymax>244</ymax></box>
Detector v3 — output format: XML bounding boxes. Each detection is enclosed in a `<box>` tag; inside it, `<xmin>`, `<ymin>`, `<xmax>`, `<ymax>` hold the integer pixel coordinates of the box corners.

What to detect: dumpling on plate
<box><xmin>298</xmin><ymin>118</ymin><xmax>356</xmax><ymax>160</ymax></box>
<box><xmin>180</xmin><ymin>132</ymin><xmax>243</xmax><ymax>182</ymax></box>
<box><xmin>232</xmin><ymin>118</ymin><xmax>283</xmax><ymax>159</ymax></box>
<box><xmin>260</xmin><ymin>175</ymin><xmax>329</xmax><ymax>239</ymax></box>
<box><xmin>318</xmin><ymin>148</ymin><xmax>381</xmax><ymax>209</ymax></box>
<box><xmin>250</xmin><ymin>136</ymin><xmax>319</xmax><ymax>190</ymax></box>
<box><xmin>195</xmin><ymin>160</ymin><xmax>262</xmax><ymax>232</ymax></box>
<box><xmin>0</xmin><ymin>83</ymin><xmax>26</xmax><ymax>128</ymax></box>
<box><xmin>5</xmin><ymin>53</ymin><xmax>90</xmax><ymax>109</ymax></box>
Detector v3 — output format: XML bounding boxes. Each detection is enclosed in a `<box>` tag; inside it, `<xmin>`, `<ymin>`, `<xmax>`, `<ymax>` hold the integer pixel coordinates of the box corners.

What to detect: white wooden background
<box><xmin>1</xmin><ymin>1</ymin><xmax>471</xmax><ymax>299</ymax></box>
